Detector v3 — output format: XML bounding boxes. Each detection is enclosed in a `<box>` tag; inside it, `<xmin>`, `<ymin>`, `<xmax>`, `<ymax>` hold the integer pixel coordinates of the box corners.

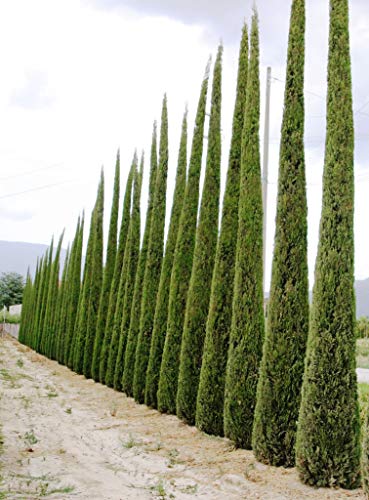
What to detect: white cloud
<box><xmin>0</xmin><ymin>0</ymin><xmax>368</xmax><ymax>288</ymax></box>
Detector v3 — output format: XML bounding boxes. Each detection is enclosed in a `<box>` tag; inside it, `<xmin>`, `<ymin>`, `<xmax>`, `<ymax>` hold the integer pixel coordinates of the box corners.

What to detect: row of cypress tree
<box><xmin>18</xmin><ymin>0</ymin><xmax>363</xmax><ymax>490</ymax></box>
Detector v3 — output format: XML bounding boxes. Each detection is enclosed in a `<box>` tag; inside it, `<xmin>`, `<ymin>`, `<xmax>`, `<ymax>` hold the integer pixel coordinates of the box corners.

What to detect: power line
<box><xmin>0</xmin><ymin>179</ymin><xmax>77</xmax><ymax>200</ymax></box>
<box><xmin>0</xmin><ymin>163</ymin><xmax>63</xmax><ymax>182</ymax></box>
<box><xmin>272</xmin><ymin>76</ymin><xmax>369</xmax><ymax>118</ymax></box>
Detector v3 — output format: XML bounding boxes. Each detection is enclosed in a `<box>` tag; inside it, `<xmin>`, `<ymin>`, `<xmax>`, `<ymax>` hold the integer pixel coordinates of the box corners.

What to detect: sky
<box><xmin>0</xmin><ymin>0</ymin><xmax>368</xmax><ymax>290</ymax></box>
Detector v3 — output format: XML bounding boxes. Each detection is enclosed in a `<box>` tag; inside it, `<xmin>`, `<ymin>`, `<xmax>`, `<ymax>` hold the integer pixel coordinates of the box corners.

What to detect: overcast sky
<box><xmin>0</xmin><ymin>0</ymin><xmax>368</xmax><ymax>290</ymax></box>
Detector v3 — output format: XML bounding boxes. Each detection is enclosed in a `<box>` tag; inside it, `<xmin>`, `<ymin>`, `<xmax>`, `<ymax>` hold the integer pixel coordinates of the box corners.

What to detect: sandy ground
<box><xmin>0</xmin><ymin>335</ymin><xmax>365</xmax><ymax>500</ymax></box>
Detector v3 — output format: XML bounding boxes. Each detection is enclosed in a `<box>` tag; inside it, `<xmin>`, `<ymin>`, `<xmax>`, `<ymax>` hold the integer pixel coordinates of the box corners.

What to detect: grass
<box><xmin>3</xmin><ymin>312</ymin><xmax>21</xmax><ymax>324</ymax></box>
<box><xmin>122</xmin><ymin>434</ymin><xmax>142</xmax><ymax>449</ymax></box>
<box><xmin>150</xmin><ymin>479</ymin><xmax>169</xmax><ymax>499</ymax></box>
<box><xmin>23</xmin><ymin>430</ymin><xmax>38</xmax><ymax>447</ymax></box>
<box><xmin>3</xmin><ymin>473</ymin><xmax>75</xmax><ymax>498</ymax></box>
<box><xmin>357</xmin><ymin>338</ymin><xmax>369</xmax><ymax>369</ymax></box>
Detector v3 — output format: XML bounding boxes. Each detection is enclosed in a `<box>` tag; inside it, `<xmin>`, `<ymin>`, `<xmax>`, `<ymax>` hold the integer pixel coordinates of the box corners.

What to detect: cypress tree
<box><xmin>92</xmin><ymin>152</ymin><xmax>120</xmax><ymax>381</ymax></box>
<box><xmin>176</xmin><ymin>46</ymin><xmax>222</xmax><ymax>425</ymax></box>
<box><xmin>83</xmin><ymin>170</ymin><xmax>104</xmax><ymax>379</ymax></box>
<box><xmin>122</xmin><ymin>124</ymin><xmax>158</xmax><ymax>397</ymax></box>
<box><xmin>133</xmin><ymin>95</ymin><xmax>169</xmax><ymax>404</ymax></box>
<box><xmin>43</xmin><ymin>231</ymin><xmax>64</xmax><ymax>359</ymax></box>
<box><xmin>252</xmin><ymin>0</ymin><xmax>308</xmax><ymax>467</ymax></box>
<box><xmin>19</xmin><ymin>270</ymin><xmax>33</xmax><ymax>345</ymax></box>
<box><xmin>113</xmin><ymin>156</ymin><xmax>143</xmax><ymax>391</ymax></box>
<box><xmin>196</xmin><ymin>25</ymin><xmax>248</xmax><ymax>436</ymax></box>
<box><xmin>53</xmin><ymin>245</ymin><xmax>70</xmax><ymax>362</ymax></box>
<box><xmin>157</xmin><ymin>61</ymin><xmax>210</xmax><ymax>414</ymax></box>
<box><xmin>36</xmin><ymin>239</ymin><xmax>53</xmax><ymax>353</ymax></box>
<box><xmin>59</xmin><ymin>217</ymin><xmax>80</xmax><ymax>364</ymax></box>
<box><xmin>295</xmin><ymin>0</ymin><xmax>360</xmax><ymax>488</ymax></box>
<box><xmin>73</xmin><ymin>178</ymin><xmax>101</xmax><ymax>374</ymax></box>
<box><xmin>106</xmin><ymin>153</ymin><xmax>138</xmax><ymax>388</ymax></box>
<box><xmin>23</xmin><ymin>262</ymin><xmax>38</xmax><ymax>347</ymax></box>
<box><xmin>30</xmin><ymin>256</ymin><xmax>44</xmax><ymax>350</ymax></box>
<box><xmin>145</xmin><ymin>108</ymin><xmax>187</xmax><ymax>408</ymax></box>
<box><xmin>65</xmin><ymin>215</ymin><xmax>84</xmax><ymax>367</ymax></box>
<box><xmin>99</xmin><ymin>158</ymin><xmax>134</xmax><ymax>384</ymax></box>
<box><xmin>362</xmin><ymin>402</ymin><xmax>369</xmax><ymax>495</ymax></box>
<box><xmin>223</xmin><ymin>11</ymin><xmax>264</xmax><ymax>449</ymax></box>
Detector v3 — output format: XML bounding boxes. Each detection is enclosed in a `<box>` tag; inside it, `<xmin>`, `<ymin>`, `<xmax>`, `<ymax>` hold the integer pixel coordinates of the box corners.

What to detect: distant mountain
<box><xmin>0</xmin><ymin>240</ymin><xmax>67</xmax><ymax>279</ymax></box>
<box><xmin>0</xmin><ymin>240</ymin><xmax>368</xmax><ymax>317</ymax></box>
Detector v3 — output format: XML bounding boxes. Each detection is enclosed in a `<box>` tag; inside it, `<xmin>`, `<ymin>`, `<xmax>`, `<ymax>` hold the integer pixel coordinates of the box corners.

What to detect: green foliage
<box><xmin>133</xmin><ymin>95</ymin><xmax>169</xmax><ymax>403</ymax></box>
<box><xmin>36</xmin><ymin>238</ymin><xmax>54</xmax><ymax>353</ymax></box>
<box><xmin>4</xmin><ymin>311</ymin><xmax>21</xmax><ymax>324</ymax></box>
<box><xmin>296</xmin><ymin>0</ymin><xmax>361</xmax><ymax>488</ymax></box>
<box><xmin>73</xmin><ymin>182</ymin><xmax>101</xmax><ymax>374</ymax></box>
<box><xmin>0</xmin><ymin>272</ymin><xmax>24</xmax><ymax>310</ymax></box>
<box><xmin>176</xmin><ymin>46</ymin><xmax>222</xmax><ymax>425</ymax></box>
<box><xmin>362</xmin><ymin>400</ymin><xmax>369</xmax><ymax>496</ymax></box>
<box><xmin>44</xmin><ymin>231</ymin><xmax>64</xmax><ymax>359</ymax></box>
<box><xmin>105</xmin><ymin>154</ymin><xmax>137</xmax><ymax>388</ymax></box>
<box><xmin>145</xmin><ymin>108</ymin><xmax>187</xmax><ymax>408</ymax></box>
<box><xmin>196</xmin><ymin>25</ymin><xmax>248</xmax><ymax>436</ymax></box>
<box><xmin>113</xmin><ymin>156</ymin><xmax>143</xmax><ymax>391</ymax></box>
<box><xmin>252</xmin><ymin>0</ymin><xmax>308</xmax><ymax>467</ymax></box>
<box><xmin>224</xmin><ymin>12</ymin><xmax>264</xmax><ymax>449</ymax></box>
<box><xmin>83</xmin><ymin>170</ymin><xmax>104</xmax><ymax>379</ymax></box>
<box><xmin>18</xmin><ymin>271</ymin><xmax>32</xmax><ymax>342</ymax></box>
<box><xmin>123</xmin><ymin>123</ymin><xmax>158</xmax><ymax>397</ymax></box>
<box><xmin>42</xmin><ymin>231</ymin><xmax>64</xmax><ymax>358</ymax></box>
<box><xmin>54</xmin><ymin>245</ymin><xmax>70</xmax><ymax>362</ymax></box>
<box><xmin>92</xmin><ymin>151</ymin><xmax>120</xmax><ymax>381</ymax></box>
<box><xmin>99</xmin><ymin>158</ymin><xmax>134</xmax><ymax>384</ymax></box>
<box><xmin>157</xmin><ymin>61</ymin><xmax>210</xmax><ymax>414</ymax></box>
<box><xmin>28</xmin><ymin>259</ymin><xmax>42</xmax><ymax>350</ymax></box>
<box><xmin>65</xmin><ymin>216</ymin><xmax>84</xmax><ymax>367</ymax></box>
<box><xmin>357</xmin><ymin>317</ymin><xmax>369</xmax><ymax>339</ymax></box>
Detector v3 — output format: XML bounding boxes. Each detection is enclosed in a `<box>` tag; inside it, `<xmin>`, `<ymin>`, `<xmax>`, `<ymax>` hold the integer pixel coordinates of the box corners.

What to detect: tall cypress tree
<box><xmin>65</xmin><ymin>215</ymin><xmax>84</xmax><ymax>367</ymax></box>
<box><xmin>30</xmin><ymin>255</ymin><xmax>45</xmax><ymax>350</ymax></box>
<box><xmin>55</xmin><ymin>245</ymin><xmax>71</xmax><ymax>363</ymax></box>
<box><xmin>224</xmin><ymin>11</ymin><xmax>264</xmax><ymax>449</ymax></box>
<box><xmin>123</xmin><ymin>124</ymin><xmax>158</xmax><ymax>397</ymax></box>
<box><xmin>133</xmin><ymin>95</ymin><xmax>169</xmax><ymax>404</ymax></box>
<box><xmin>73</xmin><ymin>178</ymin><xmax>101</xmax><ymax>374</ymax></box>
<box><xmin>92</xmin><ymin>153</ymin><xmax>120</xmax><ymax>381</ymax></box>
<box><xmin>106</xmin><ymin>153</ymin><xmax>138</xmax><ymax>388</ymax></box>
<box><xmin>113</xmin><ymin>156</ymin><xmax>143</xmax><ymax>391</ymax></box>
<box><xmin>145</xmin><ymin>109</ymin><xmax>187</xmax><ymax>408</ymax></box>
<box><xmin>23</xmin><ymin>262</ymin><xmax>38</xmax><ymax>347</ymax></box>
<box><xmin>176</xmin><ymin>46</ymin><xmax>222</xmax><ymax>425</ymax></box>
<box><xmin>295</xmin><ymin>0</ymin><xmax>360</xmax><ymax>488</ymax></box>
<box><xmin>83</xmin><ymin>170</ymin><xmax>104</xmax><ymax>379</ymax></box>
<box><xmin>99</xmin><ymin>158</ymin><xmax>134</xmax><ymax>384</ymax></box>
<box><xmin>157</xmin><ymin>61</ymin><xmax>210</xmax><ymax>414</ymax></box>
<box><xmin>362</xmin><ymin>402</ymin><xmax>369</xmax><ymax>495</ymax></box>
<box><xmin>196</xmin><ymin>25</ymin><xmax>248</xmax><ymax>436</ymax></box>
<box><xmin>59</xmin><ymin>217</ymin><xmax>80</xmax><ymax>364</ymax></box>
<box><xmin>44</xmin><ymin>231</ymin><xmax>64</xmax><ymax>359</ymax></box>
<box><xmin>252</xmin><ymin>0</ymin><xmax>308</xmax><ymax>467</ymax></box>
<box><xmin>36</xmin><ymin>238</ymin><xmax>53</xmax><ymax>353</ymax></box>
<box><xmin>19</xmin><ymin>270</ymin><xmax>33</xmax><ymax>345</ymax></box>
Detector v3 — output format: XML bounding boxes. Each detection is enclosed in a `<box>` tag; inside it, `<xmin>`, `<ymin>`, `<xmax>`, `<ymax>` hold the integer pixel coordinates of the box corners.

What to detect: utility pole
<box><xmin>262</xmin><ymin>66</ymin><xmax>271</xmax><ymax>298</ymax></box>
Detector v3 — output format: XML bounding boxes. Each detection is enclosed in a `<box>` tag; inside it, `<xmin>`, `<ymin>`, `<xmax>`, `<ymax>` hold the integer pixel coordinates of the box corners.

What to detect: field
<box><xmin>0</xmin><ymin>335</ymin><xmax>365</xmax><ymax>499</ymax></box>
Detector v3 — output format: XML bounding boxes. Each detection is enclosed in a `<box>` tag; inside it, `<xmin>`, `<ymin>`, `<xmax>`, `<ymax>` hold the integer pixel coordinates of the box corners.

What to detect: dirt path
<box><xmin>0</xmin><ymin>335</ymin><xmax>365</xmax><ymax>499</ymax></box>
